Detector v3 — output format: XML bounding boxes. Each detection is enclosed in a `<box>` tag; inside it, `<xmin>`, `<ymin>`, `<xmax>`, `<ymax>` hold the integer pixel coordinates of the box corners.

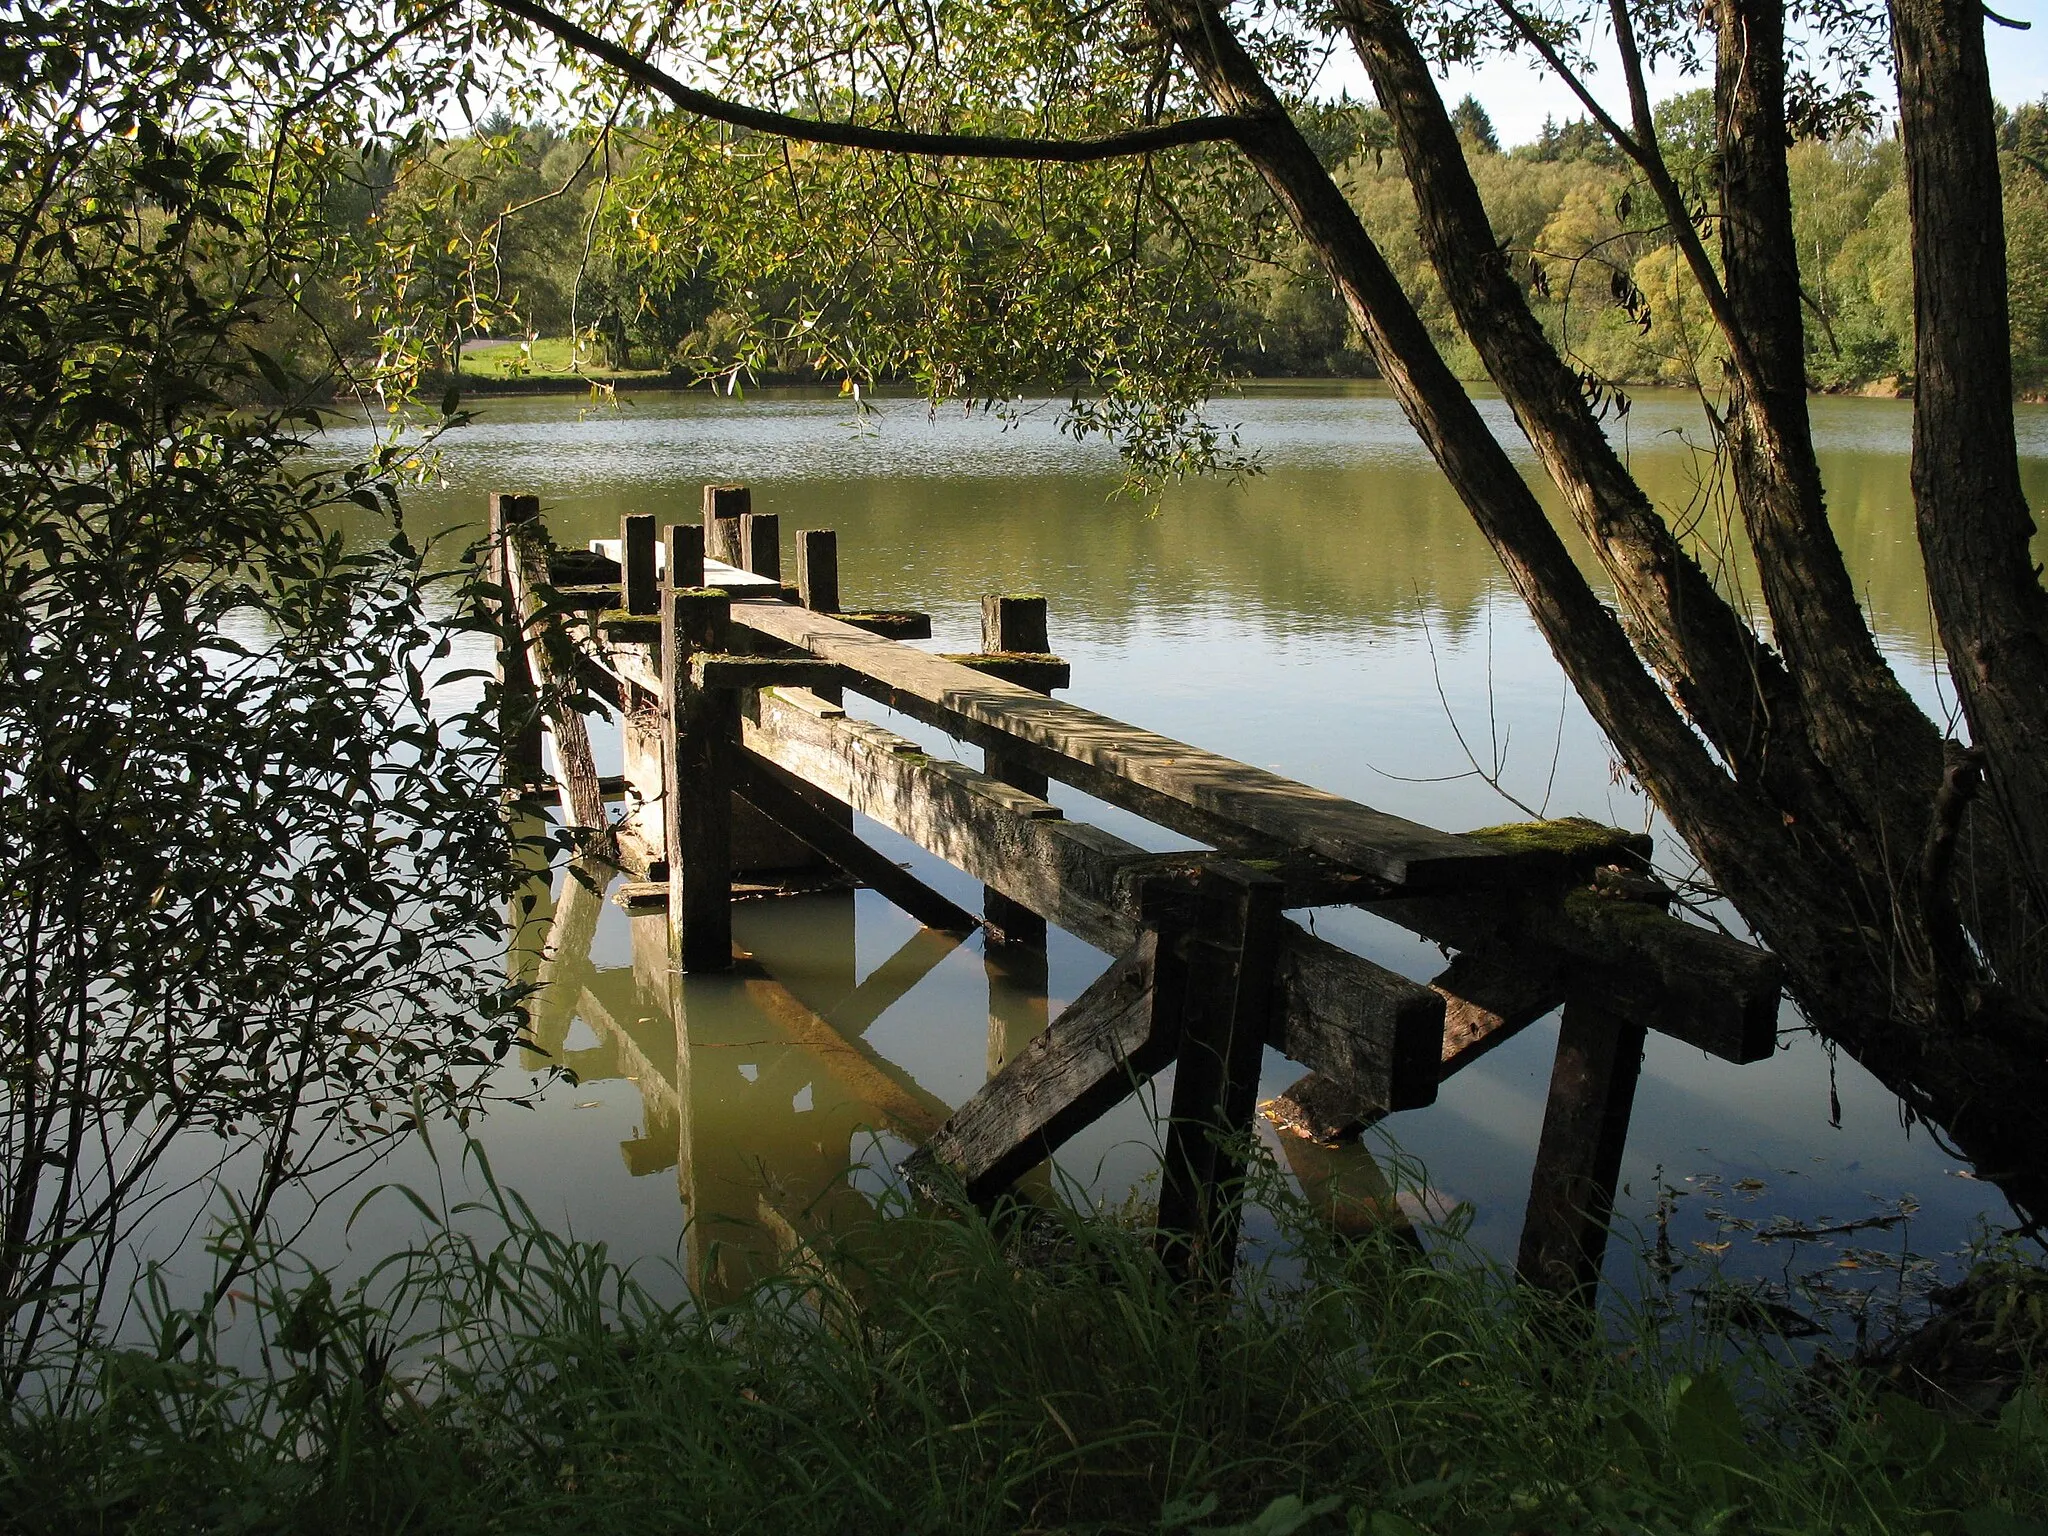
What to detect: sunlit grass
<box><xmin>460</xmin><ymin>336</ymin><xmax>667</xmax><ymax>381</ymax></box>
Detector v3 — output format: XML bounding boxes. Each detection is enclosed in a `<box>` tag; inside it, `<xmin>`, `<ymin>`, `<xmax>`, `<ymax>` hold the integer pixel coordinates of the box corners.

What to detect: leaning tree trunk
<box><xmin>1141</xmin><ymin>0</ymin><xmax>2048</xmax><ymax>1220</ymax></box>
<box><xmin>1712</xmin><ymin>0</ymin><xmax>1948</xmax><ymax>848</ymax></box>
<box><xmin>1890</xmin><ymin>0</ymin><xmax>2048</xmax><ymax>1013</ymax></box>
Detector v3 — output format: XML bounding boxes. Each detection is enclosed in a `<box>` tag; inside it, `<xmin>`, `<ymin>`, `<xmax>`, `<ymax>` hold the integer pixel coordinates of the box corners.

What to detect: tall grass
<box><xmin>4</xmin><ymin>1147</ymin><xmax>2044</xmax><ymax>1535</ymax></box>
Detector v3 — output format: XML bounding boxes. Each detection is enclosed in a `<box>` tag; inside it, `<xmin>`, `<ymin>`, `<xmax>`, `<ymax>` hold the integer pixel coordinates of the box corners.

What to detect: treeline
<box><xmin>261</xmin><ymin>93</ymin><xmax>2048</xmax><ymax>396</ymax></box>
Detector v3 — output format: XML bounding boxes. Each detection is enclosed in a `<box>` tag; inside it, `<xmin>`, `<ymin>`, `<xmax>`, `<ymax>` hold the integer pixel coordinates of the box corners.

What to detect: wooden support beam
<box><xmin>937</xmin><ymin>654</ymin><xmax>1072</xmax><ymax>692</ymax></box>
<box><xmin>505</xmin><ymin>512</ymin><xmax>614</xmax><ymax>859</ymax></box>
<box><xmin>906</xmin><ymin>935</ymin><xmax>1166</xmax><ymax>1202</ymax></box>
<box><xmin>743</xmin><ymin>690</ymin><xmax>1444</xmax><ymax>1112</ymax></box>
<box><xmin>1364</xmin><ymin>887</ymin><xmax>1778</xmax><ymax>1064</ymax></box>
<box><xmin>1436</xmin><ymin>948</ymin><xmax>1568</xmax><ymax>1075</ymax></box>
<box><xmin>740</xmin><ymin>511</ymin><xmax>781</xmax><ymax>581</ymax></box>
<box><xmin>797</xmin><ymin>529</ymin><xmax>839</xmax><ymax>615</ymax></box>
<box><xmin>1263</xmin><ymin>945</ymin><xmax>1566</xmax><ymax>1142</ymax></box>
<box><xmin>832</xmin><ymin>611</ymin><xmax>932</xmax><ymax>640</ymax></box>
<box><xmin>730</xmin><ymin>600</ymin><xmax>1526</xmax><ymax>893</ymax></box>
<box><xmin>691</xmin><ymin>655</ymin><xmax>851</xmax><ymax>691</ymax></box>
<box><xmin>731</xmin><ymin>749</ymin><xmax>978</xmax><ymax>934</ymax></box>
<box><xmin>664</xmin><ymin>589</ymin><xmax>736</xmax><ymax>972</ymax></box>
<box><xmin>667</xmin><ymin>522</ymin><xmax>706</xmax><ymax>591</ymax></box>
<box><xmin>622</xmin><ymin>514</ymin><xmax>659</xmax><ymax>616</ymax></box>
<box><xmin>981</xmin><ymin>594</ymin><xmax>1054</xmax><ymax>950</ymax></box>
<box><xmin>1150</xmin><ymin>862</ymin><xmax>1284</xmax><ymax>1286</ymax></box>
<box><xmin>704</xmin><ymin>484</ymin><xmax>748</xmax><ymax>566</ymax></box>
<box><xmin>549</xmin><ymin>546</ymin><xmax>618</xmax><ymax>585</ymax></box>
<box><xmin>1515</xmin><ymin>1001</ymin><xmax>1648</xmax><ymax>1301</ymax></box>
<box><xmin>489</xmin><ymin>493</ymin><xmax>545</xmax><ymax>788</ymax></box>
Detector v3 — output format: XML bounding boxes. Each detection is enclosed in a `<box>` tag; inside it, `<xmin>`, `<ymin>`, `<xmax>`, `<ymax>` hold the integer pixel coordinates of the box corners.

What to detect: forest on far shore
<box><xmin>266</xmin><ymin>91</ymin><xmax>2048</xmax><ymax>399</ymax></box>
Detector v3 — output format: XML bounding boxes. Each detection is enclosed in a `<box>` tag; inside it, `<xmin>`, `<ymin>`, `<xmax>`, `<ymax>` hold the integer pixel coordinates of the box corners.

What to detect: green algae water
<box><xmin>311</xmin><ymin>382</ymin><xmax>2048</xmax><ymax>1315</ymax></box>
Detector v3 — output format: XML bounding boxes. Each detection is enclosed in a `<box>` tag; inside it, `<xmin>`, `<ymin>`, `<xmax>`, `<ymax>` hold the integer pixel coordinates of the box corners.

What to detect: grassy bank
<box><xmin>5</xmin><ymin>1157</ymin><xmax>2045</xmax><ymax>1536</ymax></box>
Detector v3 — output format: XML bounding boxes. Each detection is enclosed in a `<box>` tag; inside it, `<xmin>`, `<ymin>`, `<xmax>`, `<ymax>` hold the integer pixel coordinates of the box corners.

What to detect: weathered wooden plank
<box><xmin>743</xmin><ymin>691</ymin><xmax>1446</xmax><ymax>1111</ymax></box>
<box><xmin>1363</xmin><ymin>887</ymin><xmax>1779</xmax><ymax>1063</ymax></box>
<box><xmin>1515</xmin><ymin>1001</ymin><xmax>1647</xmax><ymax>1301</ymax></box>
<box><xmin>1272</xmin><ymin>936</ymin><xmax>1443</xmax><ymax>1114</ymax></box>
<box><xmin>549</xmin><ymin>545</ymin><xmax>619</xmax><ymax>586</ymax></box>
<box><xmin>692</xmin><ymin>655</ymin><xmax>851</xmax><ymax>691</ymax></box>
<box><xmin>1262</xmin><ymin>945</ymin><xmax>1563</xmax><ymax>1142</ymax></box>
<box><xmin>731</xmin><ymin>600</ymin><xmax>1527</xmax><ymax>892</ymax></box>
<box><xmin>1435</xmin><ymin>947</ymin><xmax>1567</xmax><ymax>1075</ymax></box>
<box><xmin>833</xmin><ymin>610</ymin><xmax>933</xmax><ymax>640</ymax></box>
<box><xmin>732</xmin><ymin>750</ymin><xmax>978</xmax><ymax>934</ymax></box>
<box><xmin>664</xmin><ymin>590</ymin><xmax>735</xmax><ymax>972</ymax></box>
<box><xmin>937</xmin><ymin>654</ymin><xmax>1072</xmax><ymax>692</ymax></box>
<box><xmin>668</xmin><ymin>523</ymin><xmax>705</xmax><ymax>591</ymax></box>
<box><xmin>905</xmin><ymin>935</ymin><xmax>1164</xmax><ymax>1201</ymax></box>
<box><xmin>746</xmin><ymin>688</ymin><xmax>1136</xmax><ymax>953</ymax></box>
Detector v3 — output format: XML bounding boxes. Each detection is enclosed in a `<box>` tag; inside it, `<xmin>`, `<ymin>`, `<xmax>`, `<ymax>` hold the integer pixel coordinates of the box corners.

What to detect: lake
<box><xmin>313</xmin><ymin>381</ymin><xmax>2048</xmax><ymax>1324</ymax></box>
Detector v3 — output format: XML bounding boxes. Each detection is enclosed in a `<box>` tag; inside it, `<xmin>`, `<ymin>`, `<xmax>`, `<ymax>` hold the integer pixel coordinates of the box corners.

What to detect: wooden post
<box><xmin>703</xmin><ymin>484</ymin><xmax>749</xmax><ymax>567</ymax></box>
<box><xmin>663</xmin><ymin>588</ymin><xmax>735</xmax><ymax>972</ymax></box>
<box><xmin>797</xmin><ymin>529</ymin><xmax>839</xmax><ymax>614</ymax></box>
<box><xmin>668</xmin><ymin>522</ymin><xmax>706</xmax><ymax>591</ymax></box>
<box><xmin>984</xmin><ymin>939</ymin><xmax>1050</xmax><ymax>1078</ymax></box>
<box><xmin>622</xmin><ymin>513</ymin><xmax>659</xmax><ymax>615</ymax></box>
<box><xmin>1149</xmin><ymin>861</ymin><xmax>1284</xmax><ymax>1288</ymax></box>
<box><xmin>981</xmin><ymin>594</ymin><xmax>1053</xmax><ymax>948</ymax></box>
<box><xmin>489</xmin><ymin>493</ymin><xmax>544</xmax><ymax>786</ymax></box>
<box><xmin>739</xmin><ymin>511</ymin><xmax>781</xmax><ymax>581</ymax></box>
<box><xmin>501</xmin><ymin>500</ymin><xmax>612</xmax><ymax>856</ymax></box>
<box><xmin>1515</xmin><ymin>1001</ymin><xmax>1648</xmax><ymax>1301</ymax></box>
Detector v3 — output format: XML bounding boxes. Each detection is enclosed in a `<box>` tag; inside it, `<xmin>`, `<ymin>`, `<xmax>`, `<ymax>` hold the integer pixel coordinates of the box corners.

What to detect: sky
<box><xmin>1314</xmin><ymin>0</ymin><xmax>2048</xmax><ymax>148</ymax></box>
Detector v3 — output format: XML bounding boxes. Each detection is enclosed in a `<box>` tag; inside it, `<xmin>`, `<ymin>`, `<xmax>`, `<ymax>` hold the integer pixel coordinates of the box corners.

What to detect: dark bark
<box><xmin>1712</xmin><ymin>0</ymin><xmax>1946</xmax><ymax>841</ymax></box>
<box><xmin>1141</xmin><ymin>0</ymin><xmax>2048</xmax><ymax>1222</ymax></box>
<box><xmin>1891</xmin><ymin>0</ymin><xmax>2048</xmax><ymax>957</ymax></box>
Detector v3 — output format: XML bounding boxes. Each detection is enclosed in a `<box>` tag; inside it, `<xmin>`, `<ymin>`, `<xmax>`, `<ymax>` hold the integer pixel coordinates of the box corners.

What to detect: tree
<box><xmin>1449</xmin><ymin>93</ymin><xmax>1502</xmax><ymax>154</ymax></box>
<box><xmin>0</xmin><ymin>0</ymin><xmax>546</xmax><ymax>1391</ymax></box>
<box><xmin>443</xmin><ymin>0</ymin><xmax>2048</xmax><ymax>1213</ymax></box>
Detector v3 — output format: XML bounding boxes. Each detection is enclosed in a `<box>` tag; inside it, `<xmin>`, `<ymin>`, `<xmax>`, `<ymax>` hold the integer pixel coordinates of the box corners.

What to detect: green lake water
<box><xmin>303</xmin><ymin>382</ymin><xmax>2048</xmax><ymax>1314</ymax></box>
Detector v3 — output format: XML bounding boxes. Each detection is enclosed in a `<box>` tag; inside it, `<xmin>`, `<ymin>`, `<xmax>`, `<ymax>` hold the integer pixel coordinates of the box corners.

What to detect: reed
<box><xmin>4</xmin><ymin>1148</ymin><xmax>2043</xmax><ymax>1535</ymax></box>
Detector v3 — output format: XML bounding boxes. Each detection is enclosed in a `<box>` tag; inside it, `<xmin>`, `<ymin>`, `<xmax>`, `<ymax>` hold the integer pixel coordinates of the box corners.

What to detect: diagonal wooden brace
<box><xmin>903</xmin><ymin>935</ymin><xmax>1167</xmax><ymax>1204</ymax></box>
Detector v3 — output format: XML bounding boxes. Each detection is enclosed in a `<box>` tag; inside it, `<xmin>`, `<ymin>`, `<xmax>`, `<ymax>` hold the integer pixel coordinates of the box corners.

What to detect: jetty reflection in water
<box><xmin>518</xmin><ymin>864</ymin><xmax>1468</xmax><ymax>1302</ymax></box>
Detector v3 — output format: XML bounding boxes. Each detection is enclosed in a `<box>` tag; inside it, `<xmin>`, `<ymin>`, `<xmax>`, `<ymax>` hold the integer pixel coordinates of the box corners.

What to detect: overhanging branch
<box><xmin>482</xmin><ymin>0</ymin><xmax>1254</xmax><ymax>161</ymax></box>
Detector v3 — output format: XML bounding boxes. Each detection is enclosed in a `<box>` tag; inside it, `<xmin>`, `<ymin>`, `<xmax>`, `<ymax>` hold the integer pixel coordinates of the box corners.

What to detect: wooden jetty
<box><xmin>490</xmin><ymin>486</ymin><xmax>1785</xmax><ymax>1294</ymax></box>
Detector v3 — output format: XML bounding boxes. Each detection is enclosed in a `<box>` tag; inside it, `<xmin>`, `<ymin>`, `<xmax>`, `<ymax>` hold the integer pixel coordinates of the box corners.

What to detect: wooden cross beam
<box><xmin>743</xmin><ymin>687</ymin><xmax>1446</xmax><ymax>1115</ymax></box>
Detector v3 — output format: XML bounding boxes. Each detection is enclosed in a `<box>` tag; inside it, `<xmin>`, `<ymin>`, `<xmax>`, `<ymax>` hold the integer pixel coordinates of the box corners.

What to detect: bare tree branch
<box><xmin>482</xmin><ymin>0</ymin><xmax>1254</xmax><ymax>161</ymax></box>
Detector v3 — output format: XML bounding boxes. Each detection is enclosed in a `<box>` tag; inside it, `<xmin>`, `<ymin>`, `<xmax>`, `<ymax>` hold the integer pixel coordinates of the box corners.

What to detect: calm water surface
<box><xmin>308</xmin><ymin>383</ymin><xmax>2048</xmax><ymax>1314</ymax></box>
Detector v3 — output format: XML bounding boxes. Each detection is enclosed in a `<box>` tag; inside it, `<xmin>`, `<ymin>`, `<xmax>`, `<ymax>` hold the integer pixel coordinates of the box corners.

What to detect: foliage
<box><xmin>4</xmin><ymin>1150</ymin><xmax>2046</xmax><ymax>1534</ymax></box>
<box><xmin>0</xmin><ymin>0</ymin><xmax>540</xmax><ymax>1399</ymax></box>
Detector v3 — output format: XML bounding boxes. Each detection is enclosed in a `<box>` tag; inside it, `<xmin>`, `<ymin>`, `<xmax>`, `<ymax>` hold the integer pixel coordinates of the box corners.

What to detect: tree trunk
<box><xmin>1141</xmin><ymin>0</ymin><xmax>2048</xmax><ymax>1221</ymax></box>
<box><xmin>1713</xmin><ymin>0</ymin><xmax>1948</xmax><ymax>845</ymax></box>
<box><xmin>1891</xmin><ymin>0</ymin><xmax>2048</xmax><ymax>1004</ymax></box>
